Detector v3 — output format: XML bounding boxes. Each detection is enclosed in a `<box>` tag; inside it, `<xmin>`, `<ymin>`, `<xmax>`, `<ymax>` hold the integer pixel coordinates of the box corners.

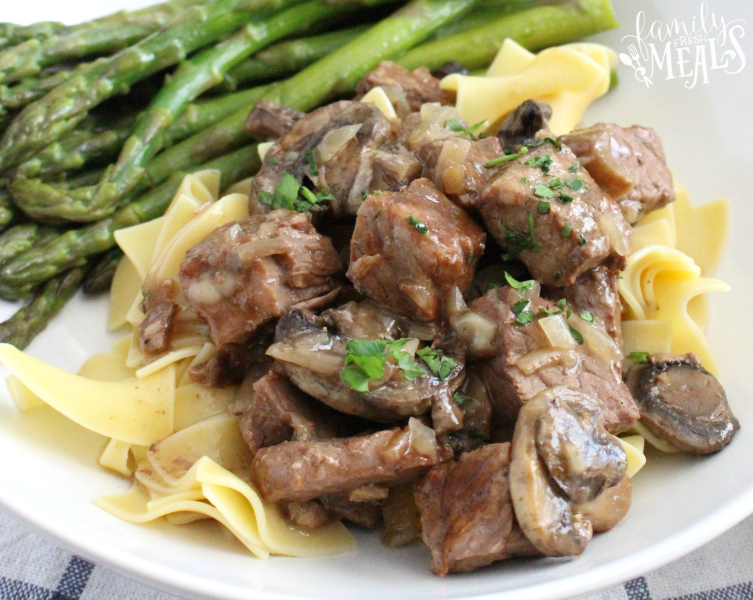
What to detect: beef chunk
<box><xmin>416</xmin><ymin>443</ymin><xmax>534</xmax><ymax>576</ymax></box>
<box><xmin>236</xmin><ymin>371</ymin><xmax>347</xmax><ymax>455</ymax></box>
<box><xmin>470</xmin><ymin>284</ymin><xmax>638</xmax><ymax>433</ymax></box>
<box><xmin>245</xmin><ymin>101</ymin><xmax>304</xmax><ymax>140</ymax></box>
<box><xmin>281</xmin><ymin>500</ymin><xmax>333</xmax><ymax>531</ymax></box>
<box><xmin>348</xmin><ymin>178</ymin><xmax>486</xmax><ymax>322</ymax></box>
<box><xmin>356</xmin><ymin>61</ymin><xmax>453</xmax><ymax>118</ymax></box>
<box><xmin>320</xmin><ymin>494</ymin><xmax>384</xmax><ymax>530</ymax></box>
<box><xmin>496</xmin><ymin>100</ymin><xmax>553</xmax><ymax>152</ymax></box>
<box><xmin>251</xmin><ymin>421</ymin><xmax>452</xmax><ymax>502</ymax></box>
<box><xmin>179</xmin><ymin>209</ymin><xmax>341</xmax><ymax>349</ymax></box>
<box><xmin>416</xmin><ymin>136</ymin><xmax>502</xmax><ymax>208</ymax></box>
<box><xmin>250</xmin><ymin>101</ymin><xmax>392</xmax><ymax>217</ymax></box>
<box><xmin>369</xmin><ymin>149</ymin><xmax>423</xmax><ymax>191</ymax></box>
<box><xmin>268</xmin><ymin>302</ymin><xmax>465</xmax><ymax>423</ymax></box>
<box><xmin>560</xmin><ymin>123</ymin><xmax>674</xmax><ymax>224</ymax></box>
<box><xmin>138</xmin><ymin>280</ymin><xmax>177</xmax><ymax>355</ymax></box>
<box><xmin>548</xmin><ymin>266</ymin><xmax>623</xmax><ymax>346</ymax></box>
<box><xmin>475</xmin><ymin>141</ymin><xmax>632</xmax><ymax>286</ymax></box>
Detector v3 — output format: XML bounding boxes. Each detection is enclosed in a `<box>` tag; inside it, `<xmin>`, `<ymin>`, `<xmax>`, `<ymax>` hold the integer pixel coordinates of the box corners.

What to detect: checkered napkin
<box><xmin>0</xmin><ymin>508</ymin><xmax>751</xmax><ymax>600</ymax></box>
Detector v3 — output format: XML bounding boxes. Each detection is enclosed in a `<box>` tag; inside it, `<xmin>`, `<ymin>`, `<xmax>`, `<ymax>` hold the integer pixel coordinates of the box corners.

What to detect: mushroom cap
<box><xmin>626</xmin><ymin>353</ymin><xmax>739</xmax><ymax>454</ymax></box>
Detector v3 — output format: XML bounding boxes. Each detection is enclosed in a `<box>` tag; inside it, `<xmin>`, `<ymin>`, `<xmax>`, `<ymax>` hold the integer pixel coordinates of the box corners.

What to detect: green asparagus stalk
<box><xmin>0</xmin><ymin>265</ymin><xmax>87</xmax><ymax>349</ymax></box>
<box><xmin>0</xmin><ymin>144</ymin><xmax>260</xmax><ymax>288</ymax></box>
<box><xmin>91</xmin><ymin>0</ymin><xmax>359</xmax><ymax>218</ymax></box>
<box><xmin>0</xmin><ymin>22</ymin><xmax>65</xmax><ymax>52</ymax></box>
<box><xmin>83</xmin><ymin>248</ymin><xmax>123</xmax><ymax>295</ymax></box>
<box><xmin>0</xmin><ymin>0</ymin><xmax>284</xmax><ymax>171</ymax></box>
<box><xmin>397</xmin><ymin>0</ymin><xmax>618</xmax><ymax>71</ymax></box>
<box><xmin>15</xmin><ymin>124</ymin><xmax>133</xmax><ymax>179</ymax></box>
<box><xmin>0</xmin><ymin>191</ymin><xmax>15</xmax><ymax>233</ymax></box>
<box><xmin>215</xmin><ymin>26</ymin><xmax>369</xmax><ymax>93</ymax></box>
<box><xmin>0</xmin><ymin>224</ymin><xmax>47</xmax><ymax>266</ymax></box>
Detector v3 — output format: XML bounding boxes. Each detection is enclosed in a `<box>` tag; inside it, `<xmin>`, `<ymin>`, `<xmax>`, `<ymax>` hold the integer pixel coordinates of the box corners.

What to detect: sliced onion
<box><xmin>315</xmin><ymin>124</ymin><xmax>362</xmax><ymax>162</ymax></box>
<box><xmin>514</xmin><ymin>349</ymin><xmax>578</xmax><ymax>376</ymax></box>
<box><xmin>407</xmin><ymin>322</ymin><xmax>436</xmax><ymax>341</ymax></box>
<box><xmin>445</xmin><ymin>285</ymin><xmax>467</xmax><ymax>317</ymax></box>
<box><xmin>236</xmin><ymin>238</ymin><xmax>287</xmax><ymax>261</ymax></box>
<box><xmin>568</xmin><ymin>312</ymin><xmax>623</xmax><ymax>363</ymax></box>
<box><xmin>436</xmin><ymin>138</ymin><xmax>471</xmax><ymax>195</ymax></box>
<box><xmin>266</xmin><ymin>337</ymin><xmax>344</xmax><ymax>376</ymax></box>
<box><xmin>539</xmin><ymin>314</ymin><xmax>576</xmax><ymax>349</ymax></box>
<box><xmin>450</xmin><ymin>310</ymin><xmax>497</xmax><ymax>357</ymax></box>
<box><xmin>408</xmin><ymin>417</ymin><xmax>438</xmax><ymax>460</ymax></box>
<box><xmin>598</xmin><ymin>212</ymin><xmax>631</xmax><ymax>256</ymax></box>
<box><xmin>380</xmin><ymin>429</ymin><xmax>411</xmax><ymax>463</ymax></box>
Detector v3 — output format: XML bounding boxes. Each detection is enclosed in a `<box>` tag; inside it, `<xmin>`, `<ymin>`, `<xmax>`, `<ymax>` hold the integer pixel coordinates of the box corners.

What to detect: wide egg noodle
<box><xmin>174</xmin><ymin>382</ymin><xmax>237</xmax><ymax>432</ymax></box>
<box><xmin>0</xmin><ymin>344</ymin><xmax>174</xmax><ymax>446</ymax></box>
<box><xmin>148</xmin><ymin>413</ymin><xmax>252</xmax><ymax>484</ymax></box>
<box><xmin>99</xmin><ymin>439</ymin><xmax>133</xmax><ymax>477</ymax></box>
<box><xmin>96</xmin><ymin>457</ymin><xmax>357</xmax><ymax>559</ymax></box>
<box><xmin>108</xmin><ymin>257</ymin><xmax>141</xmax><ymax>331</ymax></box>
<box><xmin>114</xmin><ymin>217</ymin><xmax>166</xmax><ymax>281</ymax></box>
<box><xmin>622</xmin><ymin>320</ymin><xmax>672</xmax><ymax>355</ymax></box>
<box><xmin>618</xmin><ymin>435</ymin><xmax>647</xmax><ymax>478</ymax></box>
<box><xmin>443</xmin><ymin>39</ymin><xmax>613</xmax><ymax>135</ymax></box>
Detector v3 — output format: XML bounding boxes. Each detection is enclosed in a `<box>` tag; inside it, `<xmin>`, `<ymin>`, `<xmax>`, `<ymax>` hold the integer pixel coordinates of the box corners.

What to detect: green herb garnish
<box><xmin>527</xmin><ymin>137</ymin><xmax>563</xmax><ymax>151</ymax></box>
<box><xmin>565</xmin><ymin>177</ymin><xmax>584</xmax><ymax>191</ymax></box>
<box><xmin>627</xmin><ymin>351</ymin><xmax>650</xmax><ymax>363</ymax></box>
<box><xmin>417</xmin><ymin>347</ymin><xmax>457</xmax><ymax>380</ymax></box>
<box><xmin>306</xmin><ymin>149</ymin><xmax>319</xmax><ymax>176</ymax></box>
<box><xmin>453</xmin><ymin>392</ymin><xmax>475</xmax><ymax>407</ymax></box>
<box><xmin>258</xmin><ymin>172</ymin><xmax>331</xmax><ymax>213</ymax></box>
<box><xmin>537</xmin><ymin>201</ymin><xmax>551</xmax><ymax>214</ymax></box>
<box><xmin>446</xmin><ymin>118</ymin><xmax>487</xmax><ymax>141</ymax></box>
<box><xmin>504</xmin><ymin>271</ymin><xmax>535</xmax><ymax>291</ymax></box>
<box><xmin>512</xmin><ymin>299</ymin><xmax>534</xmax><ymax>324</ymax></box>
<box><xmin>569</xmin><ymin>325</ymin><xmax>584</xmax><ymax>344</ymax></box>
<box><xmin>580</xmin><ymin>310</ymin><xmax>594</xmax><ymax>322</ymax></box>
<box><xmin>524</xmin><ymin>154</ymin><xmax>553</xmax><ymax>174</ymax></box>
<box><xmin>561</xmin><ymin>224</ymin><xmax>572</xmax><ymax>239</ymax></box>
<box><xmin>486</xmin><ymin>147</ymin><xmax>529</xmax><ymax>167</ymax></box>
<box><xmin>534</xmin><ymin>183</ymin><xmax>555</xmax><ymax>199</ymax></box>
<box><xmin>407</xmin><ymin>215</ymin><xmax>428</xmax><ymax>234</ymax></box>
<box><xmin>466</xmin><ymin>250</ymin><xmax>474</xmax><ymax>265</ymax></box>
<box><xmin>559</xmin><ymin>193</ymin><xmax>574</xmax><ymax>204</ymax></box>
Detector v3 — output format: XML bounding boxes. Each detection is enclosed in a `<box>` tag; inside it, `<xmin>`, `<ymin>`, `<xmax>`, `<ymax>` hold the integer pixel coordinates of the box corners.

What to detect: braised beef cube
<box><xmin>496</xmin><ymin>100</ymin><xmax>553</xmax><ymax>152</ymax></box>
<box><xmin>470</xmin><ymin>284</ymin><xmax>638</xmax><ymax>434</ymax></box>
<box><xmin>416</xmin><ymin>137</ymin><xmax>502</xmax><ymax>208</ymax></box>
<box><xmin>475</xmin><ymin>142</ymin><xmax>632</xmax><ymax>286</ymax></box>
<box><xmin>236</xmin><ymin>371</ymin><xmax>346</xmax><ymax>455</ymax></box>
<box><xmin>281</xmin><ymin>500</ymin><xmax>332</xmax><ymax>531</ymax></box>
<box><xmin>245</xmin><ymin>101</ymin><xmax>304</xmax><ymax>140</ymax></box>
<box><xmin>369</xmin><ymin>149</ymin><xmax>423</xmax><ymax>191</ymax></box>
<box><xmin>320</xmin><ymin>494</ymin><xmax>384</xmax><ymax>530</ymax></box>
<box><xmin>416</xmin><ymin>443</ymin><xmax>535</xmax><ymax>576</ymax></box>
<box><xmin>250</xmin><ymin>101</ymin><xmax>392</xmax><ymax>217</ymax></box>
<box><xmin>547</xmin><ymin>266</ymin><xmax>623</xmax><ymax>346</ymax></box>
<box><xmin>348</xmin><ymin>178</ymin><xmax>485</xmax><ymax>322</ymax></box>
<box><xmin>560</xmin><ymin>123</ymin><xmax>674</xmax><ymax>223</ymax></box>
<box><xmin>179</xmin><ymin>210</ymin><xmax>341</xmax><ymax>349</ymax></box>
<box><xmin>356</xmin><ymin>61</ymin><xmax>453</xmax><ymax>118</ymax></box>
<box><xmin>251</xmin><ymin>421</ymin><xmax>452</xmax><ymax>502</ymax></box>
<box><xmin>138</xmin><ymin>279</ymin><xmax>177</xmax><ymax>355</ymax></box>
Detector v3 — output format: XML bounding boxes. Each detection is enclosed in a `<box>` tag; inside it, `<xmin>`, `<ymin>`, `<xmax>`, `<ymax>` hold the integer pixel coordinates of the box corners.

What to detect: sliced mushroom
<box><xmin>625</xmin><ymin>353</ymin><xmax>739</xmax><ymax>454</ymax></box>
<box><xmin>535</xmin><ymin>395</ymin><xmax>627</xmax><ymax>504</ymax></box>
<box><xmin>510</xmin><ymin>387</ymin><xmax>630</xmax><ymax>556</ymax></box>
<box><xmin>573</xmin><ymin>475</ymin><xmax>631</xmax><ymax>533</ymax></box>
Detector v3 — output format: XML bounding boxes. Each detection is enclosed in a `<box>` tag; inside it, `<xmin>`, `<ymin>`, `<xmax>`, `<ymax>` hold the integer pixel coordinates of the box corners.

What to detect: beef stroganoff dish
<box><xmin>0</xmin><ymin>2</ymin><xmax>738</xmax><ymax>579</ymax></box>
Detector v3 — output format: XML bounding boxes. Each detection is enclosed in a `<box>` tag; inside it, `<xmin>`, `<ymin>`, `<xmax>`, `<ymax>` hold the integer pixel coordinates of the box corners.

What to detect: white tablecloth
<box><xmin>0</xmin><ymin>508</ymin><xmax>750</xmax><ymax>600</ymax></box>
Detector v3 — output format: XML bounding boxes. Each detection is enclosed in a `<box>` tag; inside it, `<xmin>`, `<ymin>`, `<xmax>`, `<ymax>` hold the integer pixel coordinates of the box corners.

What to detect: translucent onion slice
<box><xmin>316</xmin><ymin>124</ymin><xmax>362</xmax><ymax>162</ymax></box>
<box><xmin>450</xmin><ymin>310</ymin><xmax>497</xmax><ymax>357</ymax></box>
<box><xmin>539</xmin><ymin>314</ymin><xmax>576</xmax><ymax>349</ymax></box>
<box><xmin>568</xmin><ymin>312</ymin><xmax>623</xmax><ymax>362</ymax></box>
<box><xmin>408</xmin><ymin>417</ymin><xmax>438</xmax><ymax>460</ymax></box>
<box><xmin>598</xmin><ymin>212</ymin><xmax>631</xmax><ymax>256</ymax></box>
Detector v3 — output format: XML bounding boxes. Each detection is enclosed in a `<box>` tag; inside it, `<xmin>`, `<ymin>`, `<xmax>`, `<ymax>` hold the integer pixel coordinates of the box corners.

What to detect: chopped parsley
<box><xmin>537</xmin><ymin>200</ymin><xmax>551</xmax><ymax>214</ymax></box>
<box><xmin>407</xmin><ymin>215</ymin><xmax>428</xmax><ymax>234</ymax></box>
<box><xmin>512</xmin><ymin>299</ymin><xmax>534</xmax><ymax>324</ymax></box>
<box><xmin>565</xmin><ymin>177</ymin><xmax>585</xmax><ymax>191</ymax></box>
<box><xmin>579</xmin><ymin>234</ymin><xmax>587</xmax><ymax>246</ymax></box>
<box><xmin>340</xmin><ymin>338</ymin><xmax>428</xmax><ymax>392</ymax></box>
<box><xmin>527</xmin><ymin>137</ymin><xmax>563</xmax><ymax>151</ymax></box>
<box><xmin>417</xmin><ymin>347</ymin><xmax>457</xmax><ymax>380</ymax></box>
<box><xmin>520</xmin><ymin>177</ymin><xmax>530</xmax><ymax>185</ymax></box>
<box><xmin>466</xmin><ymin>250</ymin><xmax>474</xmax><ymax>265</ymax></box>
<box><xmin>446</xmin><ymin>118</ymin><xmax>487</xmax><ymax>141</ymax></box>
<box><xmin>486</xmin><ymin>147</ymin><xmax>529</xmax><ymax>168</ymax></box>
<box><xmin>486</xmin><ymin>282</ymin><xmax>500</xmax><ymax>291</ymax></box>
<box><xmin>266</xmin><ymin>156</ymin><xmax>281</xmax><ymax>165</ymax></box>
<box><xmin>559</xmin><ymin>193</ymin><xmax>574</xmax><ymax>204</ymax></box>
<box><xmin>557</xmin><ymin>298</ymin><xmax>567</xmax><ymax>310</ymax></box>
<box><xmin>534</xmin><ymin>183</ymin><xmax>555</xmax><ymax>199</ymax></box>
<box><xmin>561</xmin><ymin>223</ymin><xmax>572</xmax><ymax>239</ymax></box>
<box><xmin>580</xmin><ymin>310</ymin><xmax>594</xmax><ymax>322</ymax></box>
<box><xmin>504</xmin><ymin>271</ymin><xmax>535</xmax><ymax>291</ymax></box>
<box><xmin>569</xmin><ymin>164</ymin><xmax>579</xmax><ymax>174</ymax></box>
<box><xmin>547</xmin><ymin>178</ymin><xmax>564</xmax><ymax>190</ymax></box>
<box><xmin>373</xmin><ymin>209</ymin><xmax>381</xmax><ymax>219</ymax></box>
<box><xmin>569</xmin><ymin>325</ymin><xmax>584</xmax><ymax>345</ymax></box>
<box><xmin>453</xmin><ymin>392</ymin><xmax>475</xmax><ymax>407</ymax></box>
<box><xmin>524</xmin><ymin>154</ymin><xmax>553</xmax><ymax>174</ymax></box>
<box><xmin>627</xmin><ymin>351</ymin><xmax>650</xmax><ymax>363</ymax></box>
<box><xmin>500</xmin><ymin>215</ymin><xmax>538</xmax><ymax>260</ymax></box>
<box><xmin>258</xmin><ymin>172</ymin><xmax>332</xmax><ymax>213</ymax></box>
<box><xmin>306</xmin><ymin>149</ymin><xmax>319</xmax><ymax>176</ymax></box>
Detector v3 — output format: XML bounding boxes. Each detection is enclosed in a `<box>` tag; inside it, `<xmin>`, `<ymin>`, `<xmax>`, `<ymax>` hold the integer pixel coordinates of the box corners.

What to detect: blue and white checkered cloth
<box><xmin>0</xmin><ymin>507</ymin><xmax>751</xmax><ymax>600</ymax></box>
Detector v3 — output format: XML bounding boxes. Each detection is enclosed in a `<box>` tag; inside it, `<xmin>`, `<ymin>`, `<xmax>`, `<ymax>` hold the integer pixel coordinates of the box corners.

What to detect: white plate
<box><xmin>1</xmin><ymin>1</ymin><xmax>752</xmax><ymax>599</ymax></box>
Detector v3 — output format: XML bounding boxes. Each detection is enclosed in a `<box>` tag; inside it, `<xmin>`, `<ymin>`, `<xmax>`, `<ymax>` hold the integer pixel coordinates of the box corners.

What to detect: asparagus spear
<box><xmin>0</xmin><ymin>265</ymin><xmax>87</xmax><ymax>349</ymax></box>
<box><xmin>0</xmin><ymin>22</ymin><xmax>65</xmax><ymax>52</ymax></box>
<box><xmin>91</xmin><ymin>0</ymin><xmax>360</xmax><ymax>217</ymax></box>
<box><xmin>0</xmin><ymin>0</ymin><xmax>282</xmax><ymax>171</ymax></box>
<box><xmin>0</xmin><ymin>224</ymin><xmax>47</xmax><ymax>266</ymax></box>
<box><xmin>215</xmin><ymin>26</ymin><xmax>368</xmax><ymax>93</ymax></box>
<box><xmin>397</xmin><ymin>0</ymin><xmax>618</xmax><ymax>71</ymax></box>
<box><xmin>0</xmin><ymin>144</ymin><xmax>260</xmax><ymax>287</ymax></box>
<box><xmin>83</xmin><ymin>248</ymin><xmax>123</xmax><ymax>295</ymax></box>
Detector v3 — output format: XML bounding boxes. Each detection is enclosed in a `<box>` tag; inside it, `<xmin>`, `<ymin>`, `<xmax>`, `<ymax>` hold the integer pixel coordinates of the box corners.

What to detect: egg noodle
<box><xmin>0</xmin><ymin>40</ymin><xmax>729</xmax><ymax>558</ymax></box>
